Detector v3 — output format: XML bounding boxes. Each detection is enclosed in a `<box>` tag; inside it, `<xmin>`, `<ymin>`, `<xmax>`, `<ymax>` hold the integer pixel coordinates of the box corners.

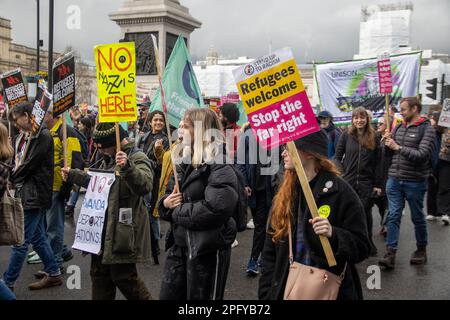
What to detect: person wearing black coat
<box><xmin>258</xmin><ymin>130</ymin><xmax>370</xmax><ymax>300</ymax></box>
<box><xmin>236</xmin><ymin>123</ymin><xmax>280</xmax><ymax>275</ymax></box>
<box><xmin>158</xmin><ymin>108</ymin><xmax>238</xmax><ymax>300</ymax></box>
<box><xmin>3</xmin><ymin>102</ymin><xmax>63</xmax><ymax>291</ymax></box>
<box><xmin>137</xmin><ymin>110</ymin><xmax>170</xmax><ymax>264</ymax></box>
<box><xmin>334</xmin><ymin>107</ymin><xmax>382</xmax><ymax>256</ymax></box>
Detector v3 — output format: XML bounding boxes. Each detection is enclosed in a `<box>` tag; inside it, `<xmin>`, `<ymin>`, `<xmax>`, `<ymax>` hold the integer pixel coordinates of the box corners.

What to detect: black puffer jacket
<box><xmin>159</xmin><ymin>162</ymin><xmax>239</xmax><ymax>252</ymax></box>
<box><xmin>258</xmin><ymin>170</ymin><xmax>370</xmax><ymax>300</ymax></box>
<box><xmin>335</xmin><ymin>131</ymin><xmax>382</xmax><ymax>197</ymax></box>
<box><xmin>12</xmin><ymin>128</ymin><xmax>54</xmax><ymax>210</ymax></box>
<box><xmin>387</xmin><ymin>118</ymin><xmax>436</xmax><ymax>181</ymax></box>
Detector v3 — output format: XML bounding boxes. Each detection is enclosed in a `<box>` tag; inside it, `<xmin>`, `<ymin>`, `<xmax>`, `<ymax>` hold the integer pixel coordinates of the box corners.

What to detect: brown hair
<box><xmin>270</xmin><ymin>151</ymin><xmax>340</xmax><ymax>243</ymax></box>
<box><xmin>349</xmin><ymin>107</ymin><xmax>376</xmax><ymax>150</ymax></box>
<box><xmin>0</xmin><ymin>123</ymin><xmax>13</xmax><ymax>161</ymax></box>
<box><xmin>400</xmin><ymin>97</ymin><xmax>422</xmax><ymax>113</ymax></box>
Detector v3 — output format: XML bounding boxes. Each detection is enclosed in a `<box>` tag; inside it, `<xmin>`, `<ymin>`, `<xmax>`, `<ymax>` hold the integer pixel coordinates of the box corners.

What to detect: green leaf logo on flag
<box><xmin>150</xmin><ymin>35</ymin><xmax>204</xmax><ymax>127</ymax></box>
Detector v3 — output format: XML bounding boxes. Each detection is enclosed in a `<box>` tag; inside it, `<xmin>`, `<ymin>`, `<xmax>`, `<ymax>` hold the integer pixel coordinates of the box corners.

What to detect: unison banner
<box><xmin>315</xmin><ymin>51</ymin><xmax>421</xmax><ymax>124</ymax></box>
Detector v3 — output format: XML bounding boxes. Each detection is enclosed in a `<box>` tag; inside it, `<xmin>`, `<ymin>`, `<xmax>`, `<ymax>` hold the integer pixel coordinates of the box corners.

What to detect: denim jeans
<box><xmin>46</xmin><ymin>192</ymin><xmax>65</xmax><ymax>266</ymax></box>
<box><xmin>3</xmin><ymin>209</ymin><xmax>61</xmax><ymax>287</ymax></box>
<box><xmin>67</xmin><ymin>186</ymin><xmax>80</xmax><ymax>207</ymax></box>
<box><xmin>386</xmin><ymin>178</ymin><xmax>428</xmax><ymax>249</ymax></box>
<box><xmin>0</xmin><ymin>279</ymin><xmax>15</xmax><ymax>300</ymax></box>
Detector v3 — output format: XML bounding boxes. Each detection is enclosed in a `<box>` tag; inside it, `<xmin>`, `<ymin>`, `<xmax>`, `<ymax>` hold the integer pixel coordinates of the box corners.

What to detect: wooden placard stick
<box><xmin>62</xmin><ymin>112</ymin><xmax>68</xmax><ymax>168</ymax></box>
<box><xmin>286</xmin><ymin>141</ymin><xmax>337</xmax><ymax>267</ymax></box>
<box><xmin>115</xmin><ymin>122</ymin><xmax>121</xmax><ymax>153</ymax></box>
<box><xmin>385</xmin><ymin>94</ymin><xmax>391</xmax><ymax>133</ymax></box>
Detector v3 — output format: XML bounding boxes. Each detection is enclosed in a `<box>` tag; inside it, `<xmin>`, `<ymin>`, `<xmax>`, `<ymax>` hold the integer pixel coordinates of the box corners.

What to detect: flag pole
<box><xmin>151</xmin><ymin>35</ymin><xmax>180</xmax><ymax>192</ymax></box>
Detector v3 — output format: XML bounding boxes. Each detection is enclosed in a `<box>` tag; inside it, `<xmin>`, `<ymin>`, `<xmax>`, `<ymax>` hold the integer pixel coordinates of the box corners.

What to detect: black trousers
<box><xmin>90</xmin><ymin>255</ymin><xmax>152</xmax><ymax>300</ymax></box>
<box><xmin>372</xmin><ymin>195</ymin><xmax>388</xmax><ymax>226</ymax></box>
<box><xmin>427</xmin><ymin>170</ymin><xmax>440</xmax><ymax>216</ymax></box>
<box><xmin>437</xmin><ymin>160</ymin><xmax>450</xmax><ymax>216</ymax></box>
<box><xmin>360</xmin><ymin>196</ymin><xmax>377</xmax><ymax>254</ymax></box>
<box><xmin>160</xmin><ymin>245</ymin><xmax>231</xmax><ymax>300</ymax></box>
<box><xmin>250</xmin><ymin>191</ymin><xmax>270</xmax><ymax>261</ymax></box>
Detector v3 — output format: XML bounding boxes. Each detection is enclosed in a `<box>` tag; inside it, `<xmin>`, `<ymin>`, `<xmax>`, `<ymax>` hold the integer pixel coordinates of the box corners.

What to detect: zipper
<box><xmin>356</xmin><ymin>143</ymin><xmax>361</xmax><ymax>192</ymax></box>
<box><xmin>396</xmin><ymin>127</ymin><xmax>408</xmax><ymax>179</ymax></box>
<box><xmin>186</xmin><ymin>230</ymin><xmax>193</xmax><ymax>260</ymax></box>
<box><xmin>212</xmin><ymin>250</ymin><xmax>220</xmax><ymax>300</ymax></box>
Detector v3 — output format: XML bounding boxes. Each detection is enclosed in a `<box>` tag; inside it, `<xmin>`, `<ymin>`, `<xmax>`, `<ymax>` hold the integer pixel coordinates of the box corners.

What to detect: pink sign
<box><xmin>247</xmin><ymin>90</ymin><xmax>319</xmax><ymax>150</ymax></box>
<box><xmin>233</xmin><ymin>48</ymin><xmax>320</xmax><ymax>150</ymax></box>
<box><xmin>378</xmin><ymin>57</ymin><xmax>393</xmax><ymax>94</ymax></box>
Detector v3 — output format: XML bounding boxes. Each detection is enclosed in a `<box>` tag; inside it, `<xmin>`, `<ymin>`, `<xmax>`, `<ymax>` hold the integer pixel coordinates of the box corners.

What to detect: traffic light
<box><xmin>426</xmin><ymin>78</ymin><xmax>438</xmax><ymax>100</ymax></box>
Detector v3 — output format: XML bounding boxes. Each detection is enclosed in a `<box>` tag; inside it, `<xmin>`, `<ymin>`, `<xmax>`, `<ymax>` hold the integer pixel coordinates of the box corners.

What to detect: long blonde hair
<box><xmin>270</xmin><ymin>151</ymin><xmax>340</xmax><ymax>243</ymax></box>
<box><xmin>183</xmin><ymin>108</ymin><xmax>224</xmax><ymax>167</ymax></box>
<box><xmin>0</xmin><ymin>123</ymin><xmax>13</xmax><ymax>162</ymax></box>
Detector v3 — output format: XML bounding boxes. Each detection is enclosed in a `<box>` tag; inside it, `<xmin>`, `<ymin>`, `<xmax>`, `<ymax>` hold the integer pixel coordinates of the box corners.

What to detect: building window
<box><xmin>166</xmin><ymin>33</ymin><xmax>187</xmax><ymax>65</ymax></box>
<box><xmin>123</xmin><ymin>32</ymin><xmax>158</xmax><ymax>75</ymax></box>
<box><xmin>16</xmin><ymin>54</ymin><xmax>21</xmax><ymax>59</ymax></box>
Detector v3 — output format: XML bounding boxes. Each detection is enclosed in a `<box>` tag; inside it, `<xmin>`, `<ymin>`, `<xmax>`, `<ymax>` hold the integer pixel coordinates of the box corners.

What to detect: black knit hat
<box><xmin>80</xmin><ymin>116</ymin><xmax>93</xmax><ymax>130</ymax></box>
<box><xmin>93</xmin><ymin>123</ymin><xmax>128</xmax><ymax>149</ymax></box>
<box><xmin>220</xmin><ymin>103</ymin><xmax>240</xmax><ymax>123</ymax></box>
<box><xmin>293</xmin><ymin>129</ymin><xmax>328</xmax><ymax>158</ymax></box>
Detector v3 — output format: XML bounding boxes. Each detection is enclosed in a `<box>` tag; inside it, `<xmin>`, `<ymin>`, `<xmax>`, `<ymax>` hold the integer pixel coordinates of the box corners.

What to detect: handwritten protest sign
<box><xmin>438</xmin><ymin>99</ymin><xmax>450</xmax><ymax>128</ymax></box>
<box><xmin>95</xmin><ymin>42</ymin><xmax>137</xmax><ymax>123</ymax></box>
<box><xmin>31</xmin><ymin>83</ymin><xmax>52</xmax><ymax>135</ymax></box>
<box><xmin>378</xmin><ymin>52</ymin><xmax>393</xmax><ymax>94</ymax></box>
<box><xmin>233</xmin><ymin>47</ymin><xmax>319</xmax><ymax>150</ymax></box>
<box><xmin>72</xmin><ymin>171</ymin><xmax>116</xmax><ymax>255</ymax></box>
<box><xmin>0</xmin><ymin>69</ymin><xmax>28</xmax><ymax>107</ymax></box>
<box><xmin>52</xmin><ymin>53</ymin><xmax>75</xmax><ymax>117</ymax></box>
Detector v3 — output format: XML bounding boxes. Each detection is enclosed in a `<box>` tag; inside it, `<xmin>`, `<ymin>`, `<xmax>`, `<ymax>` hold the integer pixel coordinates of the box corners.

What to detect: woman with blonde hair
<box><xmin>334</xmin><ymin>107</ymin><xmax>382</xmax><ymax>256</ymax></box>
<box><xmin>258</xmin><ymin>130</ymin><xmax>370</xmax><ymax>300</ymax></box>
<box><xmin>158</xmin><ymin>108</ymin><xmax>239</xmax><ymax>300</ymax></box>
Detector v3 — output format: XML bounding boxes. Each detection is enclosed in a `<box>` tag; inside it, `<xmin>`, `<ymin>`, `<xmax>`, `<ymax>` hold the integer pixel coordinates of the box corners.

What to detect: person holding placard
<box><xmin>3</xmin><ymin>102</ymin><xmax>63</xmax><ymax>291</ymax></box>
<box><xmin>62</xmin><ymin>123</ymin><xmax>154</xmax><ymax>300</ymax></box>
<box><xmin>158</xmin><ymin>108</ymin><xmax>238</xmax><ymax>300</ymax></box>
<box><xmin>258</xmin><ymin>130</ymin><xmax>370</xmax><ymax>300</ymax></box>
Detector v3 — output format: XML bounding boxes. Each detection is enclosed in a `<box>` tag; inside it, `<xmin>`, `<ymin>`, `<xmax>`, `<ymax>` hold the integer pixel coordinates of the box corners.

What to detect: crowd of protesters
<box><xmin>0</xmin><ymin>95</ymin><xmax>449</xmax><ymax>301</ymax></box>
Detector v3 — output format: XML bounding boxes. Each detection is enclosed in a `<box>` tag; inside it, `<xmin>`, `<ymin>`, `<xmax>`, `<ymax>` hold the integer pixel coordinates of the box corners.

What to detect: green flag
<box><xmin>236</xmin><ymin>101</ymin><xmax>249</xmax><ymax>127</ymax></box>
<box><xmin>150</xmin><ymin>35</ymin><xmax>204</xmax><ymax>127</ymax></box>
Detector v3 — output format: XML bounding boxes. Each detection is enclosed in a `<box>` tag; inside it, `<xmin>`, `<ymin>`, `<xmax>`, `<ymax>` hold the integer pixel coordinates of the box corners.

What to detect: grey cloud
<box><xmin>1</xmin><ymin>0</ymin><xmax>448</xmax><ymax>64</ymax></box>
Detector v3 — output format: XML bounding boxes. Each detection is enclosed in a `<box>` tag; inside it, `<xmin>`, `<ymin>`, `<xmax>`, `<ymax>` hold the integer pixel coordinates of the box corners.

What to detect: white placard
<box><xmin>72</xmin><ymin>171</ymin><xmax>116</xmax><ymax>255</ymax></box>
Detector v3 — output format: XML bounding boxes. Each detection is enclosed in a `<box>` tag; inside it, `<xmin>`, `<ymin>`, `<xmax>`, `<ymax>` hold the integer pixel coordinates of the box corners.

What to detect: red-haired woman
<box><xmin>258</xmin><ymin>130</ymin><xmax>370</xmax><ymax>300</ymax></box>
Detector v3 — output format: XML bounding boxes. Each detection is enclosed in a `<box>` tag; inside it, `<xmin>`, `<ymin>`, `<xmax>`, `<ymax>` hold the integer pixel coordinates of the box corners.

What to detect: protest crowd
<box><xmin>0</xmin><ymin>41</ymin><xmax>449</xmax><ymax>302</ymax></box>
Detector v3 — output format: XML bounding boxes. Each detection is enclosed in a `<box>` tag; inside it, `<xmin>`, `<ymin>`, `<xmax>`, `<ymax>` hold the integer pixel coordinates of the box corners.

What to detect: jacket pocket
<box><xmin>112</xmin><ymin>222</ymin><xmax>136</xmax><ymax>254</ymax></box>
<box><xmin>21</xmin><ymin>182</ymin><xmax>38</xmax><ymax>207</ymax></box>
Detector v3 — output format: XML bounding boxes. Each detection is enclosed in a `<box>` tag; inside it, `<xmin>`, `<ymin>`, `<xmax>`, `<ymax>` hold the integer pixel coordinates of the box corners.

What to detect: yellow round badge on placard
<box><xmin>318</xmin><ymin>205</ymin><xmax>331</xmax><ymax>219</ymax></box>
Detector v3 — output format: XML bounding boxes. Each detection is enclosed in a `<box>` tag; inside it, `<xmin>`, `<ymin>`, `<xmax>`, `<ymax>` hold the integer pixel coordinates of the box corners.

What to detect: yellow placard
<box><xmin>95</xmin><ymin>42</ymin><xmax>137</xmax><ymax>123</ymax></box>
<box><xmin>236</xmin><ymin>59</ymin><xmax>305</xmax><ymax>114</ymax></box>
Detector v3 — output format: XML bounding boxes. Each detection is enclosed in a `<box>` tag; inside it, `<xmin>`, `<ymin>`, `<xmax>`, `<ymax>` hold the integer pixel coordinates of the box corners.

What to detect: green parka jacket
<box><xmin>68</xmin><ymin>140</ymin><xmax>153</xmax><ymax>264</ymax></box>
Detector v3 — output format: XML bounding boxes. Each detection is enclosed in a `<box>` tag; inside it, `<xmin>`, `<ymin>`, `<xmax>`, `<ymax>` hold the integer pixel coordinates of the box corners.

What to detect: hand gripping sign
<box><xmin>233</xmin><ymin>48</ymin><xmax>336</xmax><ymax>267</ymax></box>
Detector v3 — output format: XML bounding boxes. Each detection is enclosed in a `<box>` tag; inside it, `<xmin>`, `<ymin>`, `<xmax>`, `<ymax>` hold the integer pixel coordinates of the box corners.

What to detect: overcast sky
<box><xmin>1</xmin><ymin>0</ymin><xmax>449</xmax><ymax>64</ymax></box>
